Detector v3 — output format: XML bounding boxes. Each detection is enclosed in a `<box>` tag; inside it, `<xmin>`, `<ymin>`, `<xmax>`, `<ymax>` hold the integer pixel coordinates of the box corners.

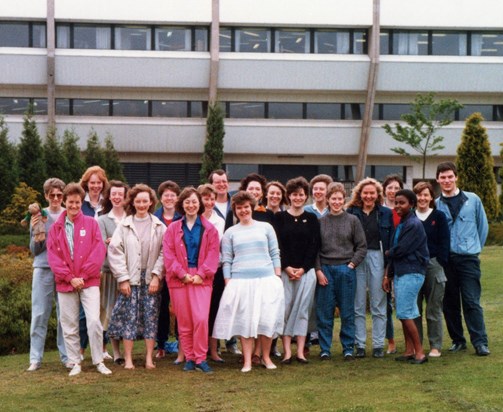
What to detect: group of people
<box><xmin>26</xmin><ymin>160</ymin><xmax>490</xmax><ymax>376</ymax></box>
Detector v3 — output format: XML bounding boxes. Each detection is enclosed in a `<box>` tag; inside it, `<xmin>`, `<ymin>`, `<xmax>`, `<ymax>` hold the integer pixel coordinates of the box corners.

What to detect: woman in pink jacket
<box><xmin>47</xmin><ymin>183</ymin><xmax>110</xmax><ymax>377</ymax></box>
<box><xmin>164</xmin><ymin>187</ymin><xmax>220</xmax><ymax>374</ymax></box>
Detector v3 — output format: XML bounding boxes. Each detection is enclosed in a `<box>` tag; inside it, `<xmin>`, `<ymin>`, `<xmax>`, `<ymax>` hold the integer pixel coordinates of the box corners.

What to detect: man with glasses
<box><xmin>27</xmin><ymin>178</ymin><xmax>71</xmax><ymax>371</ymax></box>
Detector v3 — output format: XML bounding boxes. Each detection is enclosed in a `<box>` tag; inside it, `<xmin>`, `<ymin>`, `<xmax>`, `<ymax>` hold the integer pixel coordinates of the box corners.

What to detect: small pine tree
<box><xmin>456</xmin><ymin>113</ymin><xmax>499</xmax><ymax>220</ymax></box>
<box><xmin>200</xmin><ymin>103</ymin><xmax>225</xmax><ymax>183</ymax></box>
<box><xmin>17</xmin><ymin>108</ymin><xmax>47</xmax><ymax>196</ymax></box>
<box><xmin>43</xmin><ymin>126</ymin><xmax>69</xmax><ymax>183</ymax></box>
<box><xmin>62</xmin><ymin>129</ymin><xmax>85</xmax><ymax>182</ymax></box>
<box><xmin>0</xmin><ymin>182</ymin><xmax>40</xmax><ymax>232</ymax></box>
<box><xmin>500</xmin><ymin>143</ymin><xmax>503</xmax><ymax>218</ymax></box>
<box><xmin>0</xmin><ymin>116</ymin><xmax>19</xmax><ymax>211</ymax></box>
<box><xmin>84</xmin><ymin>129</ymin><xmax>105</xmax><ymax>168</ymax></box>
<box><xmin>103</xmin><ymin>133</ymin><xmax>126</xmax><ymax>182</ymax></box>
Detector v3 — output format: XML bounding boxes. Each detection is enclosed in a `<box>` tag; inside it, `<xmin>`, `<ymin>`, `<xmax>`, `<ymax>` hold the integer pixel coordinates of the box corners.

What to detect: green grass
<box><xmin>1</xmin><ymin>247</ymin><xmax>502</xmax><ymax>412</ymax></box>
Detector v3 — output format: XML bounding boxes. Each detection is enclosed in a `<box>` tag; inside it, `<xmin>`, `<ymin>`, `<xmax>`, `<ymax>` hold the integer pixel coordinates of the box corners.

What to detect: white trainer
<box><xmin>96</xmin><ymin>362</ymin><xmax>112</xmax><ymax>375</ymax></box>
<box><xmin>102</xmin><ymin>351</ymin><xmax>113</xmax><ymax>361</ymax></box>
<box><xmin>69</xmin><ymin>364</ymin><xmax>81</xmax><ymax>377</ymax></box>
<box><xmin>27</xmin><ymin>362</ymin><xmax>41</xmax><ymax>372</ymax></box>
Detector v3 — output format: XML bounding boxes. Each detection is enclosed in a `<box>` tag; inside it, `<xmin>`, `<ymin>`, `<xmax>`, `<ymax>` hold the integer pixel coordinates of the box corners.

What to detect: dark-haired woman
<box><xmin>107</xmin><ymin>184</ymin><xmax>166</xmax><ymax>370</ymax></box>
<box><xmin>163</xmin><ymin>187</ymin><xmax>220</xmax><ymax>373</ymax></box>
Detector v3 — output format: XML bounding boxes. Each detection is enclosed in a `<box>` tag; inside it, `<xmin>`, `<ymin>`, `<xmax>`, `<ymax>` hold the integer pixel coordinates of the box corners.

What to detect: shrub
<box><xmin>487</xmin><ymin>222</ymin><xmax>503</xmax><ymax>246</ymax></box>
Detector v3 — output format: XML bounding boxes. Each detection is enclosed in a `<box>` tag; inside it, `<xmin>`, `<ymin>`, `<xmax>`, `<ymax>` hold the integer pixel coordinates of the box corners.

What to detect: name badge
<box><xmin>80</xmin><ymin>229</ymin><xmax>86</xmax><ymax>237</ymax></box>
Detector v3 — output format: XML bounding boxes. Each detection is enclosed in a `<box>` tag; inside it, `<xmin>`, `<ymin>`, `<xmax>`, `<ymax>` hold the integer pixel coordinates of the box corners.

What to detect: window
<box><xmin>32</xmin><ymin>23</ymin><xmax>46</xmax><ymax>48</ymax></box>
<box><xmin>56</xmin><ymin>25</ymin><xmax>71</xmax><ymax>48</ymax></box>
<box><xmin>152</xmin><ymin>101</ymin><xmax>188</xmax><ymax>117</ymax></box>
<box><xmin>380</xmin><ymin>30</ymin><xmax>390</xmax><ymax>55</ymax></box>
<box><xmin>56</xmin><ymin>99</ymin><xmax>70</xmax><ymax>115</ymax></box>
<box><xmin>471</xmin><ymin>32</ymin><xmax>503</xmax><ymax>56</ymax></box>
<box><xmin>392</xmin><ymin>31</ymin><xmax>429</xmax><ymax>55</ymax></box>
<box><xmin>306</xmin><ymin>103</ymin><xmax>342</xmax><ymax>120</ymax></box>
<box><xmin>458</xmin><ymin>105</ymin><xmax>493</xmax><ymax>122</ymax></box>
<box><xmin>495</xmin><ymin>105</ymin><xmax>503</xmax><ymax>121</ymax></box>
<box><xmin>115</xmin><ymin>26</ymin><xmax>151</xmax><ymax>50</ymax></box>
<box><xmin>74</xmin><ymin>25</ymin><xmax>111</xmax><ymax>49</ymax></box>
<box><xmin>268</xmin><ymin>102</ymin><xmax>303</xmax><ymax>119</ymax></box>
<box><xmin>32</xmin><ymin>99</ymin><xmax>48</xmax><ymax>115</ymax></box>
<box><xmin>0</xmin><ymin>22</ymin><xmax>29</xmax><ymax>47</ymax></box>
<box><xmin>219</xmin><ymin>28</ymin><xmax>232</xmax><ymax>52</ymax></box>
<box><xmin>228</xmin><ymin>102</ymin><xmax>265</xmax><ymax>118</ymax></box>
<box><xmin>190</xmin><ymin>101</ymin><xmax>207</xmax><ymax>118</ymax></box>
<box><xmin>155</xmin><ymin>27</ymin><xmax>191</xmax><ymax>51</ymax></box>
<box><xmin>0</xmin><ymin>97</ymin><xmax>30</xmax><ymax>114</ymax></box>
<box><xmin>314</xmin><ymin>30</ymin><xmax>350</xmax><ymax>54</ymax></box>
<box><xmin>343</xmin><ymin>104</ymin><xmax>363</xmax><ymax>120</ymax></box>
<box><xmin>275</xmin><ymin>29</ymin><xmax>310</xmax><ymax>53</ymax></box>
<box><xmin>113</xmin><ymin>100</ymin><xmax>149</xmax><ymax>116</ymax></box>
<box><xmin>194</xmin><ymin>28</ymin><xmax>208</xmax><ymax>51</ymax></box>
<box><xmin>235</xmin><ymin>28</ymin><xmax>271</xmax><ymax>52</ymax></box>
<box><xmin>353</xmin><ymin>30</ymin><xmax>367</xmax><ymax>54</ymax></box>
<box><xmin>432</xmin><ymin>32</ymin><xmax>467</xmax><ymax>56</ymax></box>
<box><xmin>381</xmin><ymin>104</ymin><xmax>410</xmax><ymax>120</ymax></box>
<box><xmin>73</xmin><ymin>99</ymin><xmax>110</xmax><ymax>116</ymax></box>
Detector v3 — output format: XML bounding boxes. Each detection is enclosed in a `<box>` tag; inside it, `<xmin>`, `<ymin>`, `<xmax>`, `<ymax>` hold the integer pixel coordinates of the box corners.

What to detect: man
<box><xmin>207</xmin><ymin>169</ymin><xmax>242</xmax><ymax>356</ymax></box>
<box><xmin>435</xmin><ymin>162</ymin><xmax>489</xmax><ymax>356</ymax></box>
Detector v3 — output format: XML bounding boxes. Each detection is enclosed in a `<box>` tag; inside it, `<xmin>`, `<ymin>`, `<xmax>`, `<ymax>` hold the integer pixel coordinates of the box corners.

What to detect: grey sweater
<box><xmin>315</xmin><ymin>211</ymin><xmax>367</xmax><ymax>270</ymax></box>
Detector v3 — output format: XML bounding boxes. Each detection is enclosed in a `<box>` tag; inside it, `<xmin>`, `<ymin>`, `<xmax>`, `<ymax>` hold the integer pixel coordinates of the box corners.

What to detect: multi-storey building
<box><xmin>1</xmin><ymin>0</ymin><xmax>502</xmax><ymax>188</ymax></box>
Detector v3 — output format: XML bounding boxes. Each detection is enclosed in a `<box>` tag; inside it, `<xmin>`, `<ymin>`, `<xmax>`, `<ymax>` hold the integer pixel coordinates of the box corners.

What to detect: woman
<box><xmin>413</xmin><ymin>181</ymin><xmax>450</xmax><ymax>358</ymax></box>
<box><xmin>163</xmin><ymin>187</ymin><xmax>220</xmax><ymax>374</ymax></box>
<box><xmin>213</xmin><ymin>191</ymin><xmax>285</xmax><ymax>373</ymax></box>
<box><xmin>198</xmin><ymin>183</ymin><xmax>226</xmax><ymax>363</ymax></box>
<box><xmin>304</xmin><ymin>174</ymin><xmax>333</xmax><ymax>218</ymax></box>
<box><xmin>316</xmin><ymin>183</ymin><xmax>367</xmax><ymax>360</ymax></box>
<box><xmin>382</xmin><ymin>174</ymin><xmax>404</xmax><ymax>354</ymax></box>
<box><xmin>97</xmin><ymin>180</ymin><xmax>129</xmax><ymax>365</ymax></box>
<box><xmin>107</xmin><ymin>184</ymin><xmax>166</xmax><ymax>370</ymax></box>
<box><xmin>275</xmin><ymin>177</ymin><xmax>320</xmax><ymax>364</ymax></box>
<box><xmin>346</xmin><ymin>178</ymin><xmax>393</xmax><ymax>359</ymax></box>
<box><xmin>153</xmin><ymin>180</ymin><xmax>183</xmax><ymax>362</ymax></box>
<box><xmin>383</xmin><ymin>189</ymin><xmax>429</xmax><ymax>364</ymax></box>
<box><xmin>47</xmin><ymin>183</ymin><xmax>110</xmax><ymax>376</ymax></box>
<box><xmin>27</xmin><ymin>178</ymin><xmax>69</xmax><ymax>372</ymax></box>
<box><xmin>265</xmin><ymin>181</ymin><xmax>287</xmax><ymax>213</ymax></box>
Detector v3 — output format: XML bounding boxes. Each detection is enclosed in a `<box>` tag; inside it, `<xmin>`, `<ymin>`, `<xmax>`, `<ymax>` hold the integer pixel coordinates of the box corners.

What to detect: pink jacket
<box><xmin>163</xmin><ymin>216</ymin><xmax>219</xmax><ymax>289</ymax></box>
<box><xmin>47</xmin><ymin>210</ymin><xmax>106</xmax><ymax>293</ymax></box>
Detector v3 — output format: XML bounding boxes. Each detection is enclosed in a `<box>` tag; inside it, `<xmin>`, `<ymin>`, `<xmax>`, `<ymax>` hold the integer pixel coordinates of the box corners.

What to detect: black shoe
<box><xmin>475</xmin><ymin>345</ymin><xmax>490</xmax><ymax>356</ymax></box>
<box><xmin>355</xmin><ymin>348</ymin><xmax>366</xmax><ymax>358</ymax></box>
<box><xmin>281</xmin><ymin>357</ymin><xmax>292</xmax><ymax>365</ymax></box>
<box><xmin>320</xmin><ymin>352</ymin><xmax>331</xmax><ymax>361</ymax></box>
<box><xmin>448</xmin><ymin>343</ymin><xmax>467</xmax><ymax>352</ymax></box>
<box><xmin>409</xmin><ymin>356</ymin><xmax>428</xmax><ymax>365</ymax></box>
<box><xmin>395</xmin><ymin>355</ymin><xmax>415</xmax><ymax>361</ymax></box>
<box><xmin>372</xmin><ymin>348</ymin><xmax>384</xmax><ymax>358</ymax></box>
<box><xmin>344</xmin><ymin>353</ymin><xmax>355</xmax><ymax>362</ymax></box>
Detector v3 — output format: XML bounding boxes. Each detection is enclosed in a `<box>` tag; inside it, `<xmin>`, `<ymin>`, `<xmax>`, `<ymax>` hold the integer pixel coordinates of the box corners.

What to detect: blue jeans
<box><xmin>29</xmin><ymin>268</ymin><xmax>68</xmax><ymax>364</ymax></box>
<box><xmin>316</xmin><ymin>264</ymin><xmax>356</xmax><ymax>355</ymax></box>
<box><xmin>443</xmin><ymin>254</ymin><xmax>488</xmax><ymax>347</ymax></box>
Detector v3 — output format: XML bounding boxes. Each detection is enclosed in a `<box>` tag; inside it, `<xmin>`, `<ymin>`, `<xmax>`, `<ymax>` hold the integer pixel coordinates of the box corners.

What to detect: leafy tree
<box><xmin>43</xmin><ymin>126</ymin><xmax>69</xmax><ymax>183</ymax></box>
<box><xmin>103</xmin><ymin>133</ymin><xmax>126</xmax><ymax>182</ymax></box>
<box><xmin>0</xmin><ymin>182</ymin><xmax>39</xmax><ymax>233</ymax></box>
<box><xmin>200</xmin><ymin>103</ymin><xmax>225</xmax><ymax>183</ymax></box>
<box><xmin>0</xmin><ymin>116</ymin><xmax>19</xmax><ymax>211</ymax></box>
<box><xmin>62</xmin><ymin>129</ymin><xmax>85</xmax><ymax>183</ymax></box>
<box><xmin>84</xmin><ymin>129</ymin><xmax>105</xmax><ymax>168</ymax></box>
<box><xmin>456</xmin><ymin>113</ymin><xmax>499</xmax><ymax>220</ymax></box>
<box><xmin>382</xmin><ymin>93</ymin><xmax>463</xmax><ymax>178</ymax></box>
<box><xmin>17</xmin><ymin>108</ymin><xmax>47</xmax><ymax>196</ymax></box>
<box><xmin>500</xmin><ymin>143</ymin><xmax>503</xmax><ymax>218</ymax></box>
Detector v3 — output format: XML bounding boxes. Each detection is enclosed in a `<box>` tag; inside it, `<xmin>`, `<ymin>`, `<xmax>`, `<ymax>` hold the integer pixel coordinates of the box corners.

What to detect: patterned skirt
<box><xmin>107</xmin><ymin>271</ymin><xmax>161</xmax><ymax>340</ymax></box>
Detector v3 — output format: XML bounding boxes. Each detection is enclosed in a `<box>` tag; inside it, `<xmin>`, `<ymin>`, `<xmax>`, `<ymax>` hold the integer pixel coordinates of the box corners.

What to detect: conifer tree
<box><xmin>62</xmin><ymin>129</ymin><xmax>85</xmax><ymax>182</ymax></box>
<box><xmin>200</xmin><ymin>103</ymin><xmax>225</xmax><ymax>183</ymax></box>
<box><xmin>500</xmin><ymin>143</ymin><xmax>503</xmax><ymax>217</ymax></box>
<box><xmin>103</xmin><ymin>133</ymin><xmax>126</xmax><ymax>182</ymax></box>
<box><xmin>456</xmin><ymin>112</ymin><xmax>499</xmax><ymax>220</ymax></box>
<box><xmin>0</xmin><ymin>182</ymin><xmax>39</xmax><ymax>232</ymax></box>
<box><xmin>17</xmin><ymin>108</ymin><xmax>46</xmax><ymax>196</ymax></box>
<box><xmin>84</xmin><ymin>129</ymin><xmax>105</xmax><ymax>168</ymax></box>
<box><xmin>0</xmin><ymin>116</ymin><xmax>19</xmax><ymax>211</ymax></box>
<box><xmin>44</xmin><ymin>126</ymin><xmax>69</xmax><ymax>183</ymax></box>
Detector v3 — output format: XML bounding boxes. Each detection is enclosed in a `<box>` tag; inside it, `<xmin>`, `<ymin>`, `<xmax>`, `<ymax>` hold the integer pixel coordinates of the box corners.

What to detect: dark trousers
<box><xmin>157</xmin><ymin>282</ymin><xmax>171</xmax><ymax>349</ymax></box>
<box><xmin>443</xmin><ymin>253</ymin><xmax>488</xmax><ymax>348</ymax></box>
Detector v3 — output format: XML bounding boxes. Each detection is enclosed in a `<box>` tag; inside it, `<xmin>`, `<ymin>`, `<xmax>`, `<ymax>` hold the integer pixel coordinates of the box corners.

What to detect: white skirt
<box><xmin>212</xmin><ymin>275</ymin><xmax>285</xmax><ymax>339</ymax></box>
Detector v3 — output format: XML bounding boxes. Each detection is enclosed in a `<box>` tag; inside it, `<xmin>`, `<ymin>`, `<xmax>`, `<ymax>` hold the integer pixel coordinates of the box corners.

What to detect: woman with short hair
<box><xmin>304</xmin><ymin>174</ymin><xmax>333</xmax><ymax>218</ymax></box>
<box><xmin>265</xmin><ymin>181</ymin><xmax>287</xmax><ymax>213</ymax></box>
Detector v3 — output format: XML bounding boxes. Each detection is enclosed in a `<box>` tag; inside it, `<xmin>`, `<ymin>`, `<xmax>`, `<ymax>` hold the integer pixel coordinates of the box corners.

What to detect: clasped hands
<box><xmin>285</xmin><ymin>266</ymin><xmax>304</xmax><ymax>281</ymax></box>
<box><xmin>182</xmin><ymin>274</ymin><xmax>203</xmax><ymax>285</ymax></box>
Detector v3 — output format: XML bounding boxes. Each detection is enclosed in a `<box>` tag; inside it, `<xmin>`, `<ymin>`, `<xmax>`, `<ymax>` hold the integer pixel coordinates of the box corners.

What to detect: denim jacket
<box><xmin>435</xmin><ymin>191</ymin><xmax>488</xmax><ymax>255</ymax></box>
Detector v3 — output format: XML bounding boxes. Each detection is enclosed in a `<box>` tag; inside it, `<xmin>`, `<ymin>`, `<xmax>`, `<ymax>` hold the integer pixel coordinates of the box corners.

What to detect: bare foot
<box><xmin>124</xmin><ymin>364</ymin><xmax>135</xmax><ymax>370</ymax></box>
<box><xmin>145</xmin><ymin>363</ymin><xmax>156</xmax><ymax>369</ymax></box>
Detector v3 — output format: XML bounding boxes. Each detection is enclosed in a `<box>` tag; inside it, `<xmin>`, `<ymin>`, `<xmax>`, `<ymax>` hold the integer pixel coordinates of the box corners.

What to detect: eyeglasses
<box><xmin>49</xmin><ymin>193</ymin><xmax>63</xmax><ymax>199</ymax></box>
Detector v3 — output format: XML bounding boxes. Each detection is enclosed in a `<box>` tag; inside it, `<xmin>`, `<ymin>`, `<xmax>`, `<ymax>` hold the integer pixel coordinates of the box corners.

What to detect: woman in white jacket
<box><xmin>107</xmin><ymin>184</ymin><xmax>166</xmax><ymax>370</ymax></box>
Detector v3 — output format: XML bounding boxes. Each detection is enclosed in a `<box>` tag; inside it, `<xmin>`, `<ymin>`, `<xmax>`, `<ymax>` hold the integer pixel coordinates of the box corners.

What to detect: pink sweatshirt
<box><xmin>47</xmin><ymin>210</ymin><xmax>106</xmax><ymax>293</ymax></box>
<box><xmin>163</xmin><ymin>216</ymin><xmax>219</xmax><ymax>289</ymax></box>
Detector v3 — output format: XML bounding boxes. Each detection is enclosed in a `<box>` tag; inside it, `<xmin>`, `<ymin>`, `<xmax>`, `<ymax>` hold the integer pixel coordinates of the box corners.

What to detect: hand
<box><xmin>119</xmin><ymin>280</ymin><xmax>131</xmax><ymax>297</ymax></box>
<box><xmin>70</xmin><ymin>277</ymin><xmax>84</xmax><ymax>291</ymax></box>
<box><xmin>182</xmin><ymin>274</ymin><xmax>194</xmax><ymax>284</ymax></box>
<box><xmin>148</xmin><ymin>275</ymin><xmax>160</xmax><ymax>294</ymax></box>
<box><xmin>347</xmin><ymin>262</ymin><xmax>355</xmax><ymax>270</ymax></box>
<box><xmin>291</xmin><ymin>268</ymin><xmax>305</xmax><ymax>280</ymax></box>
<box><xmin>192</xmin><ymin>275</ymin><xmax>203</xmax><ymax>285</ymax></box>
<box><xmin>224</xmin><ymin>278</ymin><xmax>231</xmax><ymax>286</ymax></box>
<box><xmin>316</xmin><ymin>270</ymin><xmax>328</xmax><ymax>286</ymax></box>
<box><xmin>382</xmin><ymin>277</ymin><xmax>391</xmax><ymax>293</ymax></box>
<box><xmin>105</xmin><ymin>237</ymin><xmax>112</xmax><ymax>245</ymax></box>
<box><xmin>30</xmin><ymin>214</ymin><xmax>41</xmax><ymax>227</ymax></box>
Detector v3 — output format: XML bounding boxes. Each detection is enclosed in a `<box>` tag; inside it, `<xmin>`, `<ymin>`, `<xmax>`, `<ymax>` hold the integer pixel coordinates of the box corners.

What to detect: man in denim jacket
<box><xmin>435</xmin><ymin>162</ymin><xmax>489</xmax><ymax>356</ymax></box>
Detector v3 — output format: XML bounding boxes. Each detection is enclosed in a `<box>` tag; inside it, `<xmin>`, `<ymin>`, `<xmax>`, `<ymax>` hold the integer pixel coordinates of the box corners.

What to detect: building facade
<box><xmin>1</xmin><ymin>0</ymin><xmax>502</xmax><ymax>188</ymax></box>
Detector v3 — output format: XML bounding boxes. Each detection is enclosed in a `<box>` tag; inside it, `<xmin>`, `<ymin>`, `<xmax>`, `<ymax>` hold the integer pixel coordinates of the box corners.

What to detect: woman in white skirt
<box><xmin>213</xmin><ymin>191</ymin><xmax>284</xmax><ymax>373</ymax></box>
<box><xmin>275</xmin><ymin>177</ymin><xmax>320</xmax><ymax>364</ymax></box>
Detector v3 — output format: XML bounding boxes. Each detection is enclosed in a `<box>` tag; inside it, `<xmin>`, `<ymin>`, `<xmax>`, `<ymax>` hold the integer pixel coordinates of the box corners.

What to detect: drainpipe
<box><xmin>208</xmin><ymin>0</ymin><xmax>220</xmax><ymax>106</ymax></box>
<box><xmin>46</xmin><ymin>0</ymin><xmax>56</xmax><ymax>129</ymax></box>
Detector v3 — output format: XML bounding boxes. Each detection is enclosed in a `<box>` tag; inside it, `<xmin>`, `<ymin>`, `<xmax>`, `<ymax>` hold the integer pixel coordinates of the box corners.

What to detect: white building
<box><xmin>1</xmin><ymin>0</ymin><xmax>502</xmax><ymax>187</ymax></box>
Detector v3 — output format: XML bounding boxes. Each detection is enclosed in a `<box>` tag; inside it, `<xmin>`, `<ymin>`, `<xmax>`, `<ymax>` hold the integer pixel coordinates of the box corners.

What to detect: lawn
<box><xmin>0</xmin><ymin>247</ymin><xmax>502</xmax><ymax>412</ymax></box>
